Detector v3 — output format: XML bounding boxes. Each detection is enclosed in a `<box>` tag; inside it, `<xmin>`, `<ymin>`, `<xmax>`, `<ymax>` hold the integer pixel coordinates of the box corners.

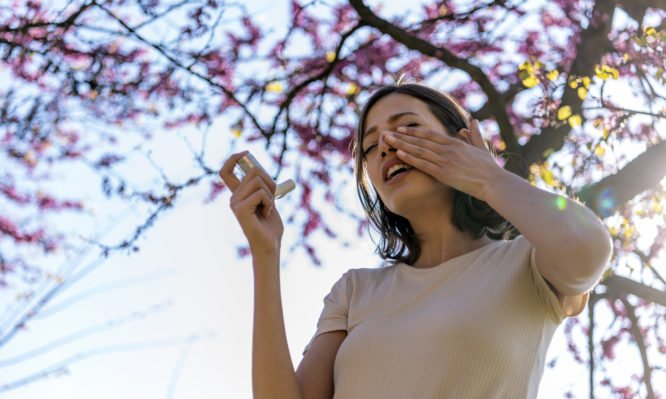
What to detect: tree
<box><xmin>1</xmin><ymin>0</ymin><xmax>665</xmax><ymax>397</ymax></box>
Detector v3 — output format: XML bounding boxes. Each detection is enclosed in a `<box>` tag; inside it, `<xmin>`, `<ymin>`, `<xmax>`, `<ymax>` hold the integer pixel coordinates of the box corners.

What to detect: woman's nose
<box><xmin>378</xmin><ymin>131</ymin><xmax>396</xmax><ymax>158</ymax></box>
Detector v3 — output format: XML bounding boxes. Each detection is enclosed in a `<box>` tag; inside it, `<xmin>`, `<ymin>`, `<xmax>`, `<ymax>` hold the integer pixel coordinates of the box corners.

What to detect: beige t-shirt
<box><xmin>303</xmin><ymin>235</ymin><xmax>588</xmax><ymax>398</ymax></box>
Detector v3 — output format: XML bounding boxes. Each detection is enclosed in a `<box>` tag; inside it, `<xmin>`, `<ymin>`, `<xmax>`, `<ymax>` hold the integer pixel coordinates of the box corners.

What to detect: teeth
<box><xmin>386</xmin><ymin>164</ymin><xmax>412</xmax><ymax>180</ymax></box>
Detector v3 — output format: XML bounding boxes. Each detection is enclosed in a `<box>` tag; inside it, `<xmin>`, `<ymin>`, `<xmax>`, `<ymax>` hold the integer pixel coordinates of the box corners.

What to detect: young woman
<box><xmin>219</xmin><ymin>83</ymin><xmax>612</xmax><ymax>399</ymax></box>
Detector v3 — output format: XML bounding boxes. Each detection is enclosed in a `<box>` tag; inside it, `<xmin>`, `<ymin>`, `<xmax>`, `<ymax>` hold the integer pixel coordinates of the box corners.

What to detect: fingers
<box><xmin>468</xmin><ymin>119</ymin><xmax>486</xmax><ymax>148</ymax></box>
<box><xmin>219</xmin><ymin>151</ymin><xmax>278</xmax><ymax>195</ymax></box>
<box><xmin>230</xmin><ymin>173</ymin><xmax>275</xmax><ymax>217</ymax></box>
<box><xmin>219</xmin><ymin>150</ymin><xmax>249</xmax><ymax>192</ymax></box>
<box><xmin>233</xmin><ymin>188</ymin><xmax>274</xmax><ymax>219</ymax></box>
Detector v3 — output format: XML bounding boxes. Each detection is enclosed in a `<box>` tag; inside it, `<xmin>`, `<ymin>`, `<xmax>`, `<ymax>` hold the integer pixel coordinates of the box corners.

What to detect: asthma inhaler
<box><xmin>233</xmin><ymin>152</ymin><xmax>295</xmax><ymax>199</ymax></box>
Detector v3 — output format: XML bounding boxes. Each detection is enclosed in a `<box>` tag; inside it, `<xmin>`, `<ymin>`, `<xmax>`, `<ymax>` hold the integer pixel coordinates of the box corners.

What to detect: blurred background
<box><xmin>1</xmin><ymin>0</ymin><xmax>665</xmax><ymax>397</ymax></box>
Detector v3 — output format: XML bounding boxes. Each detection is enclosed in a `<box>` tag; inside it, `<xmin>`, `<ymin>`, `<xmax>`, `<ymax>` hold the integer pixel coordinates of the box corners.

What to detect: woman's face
<box><xmin>361</xmin><ymin>93</ymin><xmax>457</xmax><ymax>218</ymax></box>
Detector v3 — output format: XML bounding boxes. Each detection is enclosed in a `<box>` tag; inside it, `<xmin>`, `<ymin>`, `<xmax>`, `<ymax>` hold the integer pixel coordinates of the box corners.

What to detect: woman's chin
<box><xmin>384</xmin><ymin>186</ymin><xmax>454</xmax><ymax>218</ymax></box>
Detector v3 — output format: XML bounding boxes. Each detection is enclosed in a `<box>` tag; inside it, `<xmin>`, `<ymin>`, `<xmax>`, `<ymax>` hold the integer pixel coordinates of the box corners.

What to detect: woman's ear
<box><xmin>456</xmin><ymin>127</ymin><xmax>472</xmax><ymax>144</ymax></box>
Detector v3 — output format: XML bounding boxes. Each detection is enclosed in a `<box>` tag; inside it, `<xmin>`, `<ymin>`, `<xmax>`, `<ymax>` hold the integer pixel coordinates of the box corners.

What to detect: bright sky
<box><xmin>1</xmin><ymin>1</ymin><xmax>664</xmax><ymax>398</ymax></box>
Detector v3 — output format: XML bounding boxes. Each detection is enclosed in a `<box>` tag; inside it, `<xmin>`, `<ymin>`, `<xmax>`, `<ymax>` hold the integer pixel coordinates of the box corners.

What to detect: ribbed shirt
<box><xmin>303</xmin><ymin>235</ymin><xmax>588</xmax><ymax>398</ymax></box>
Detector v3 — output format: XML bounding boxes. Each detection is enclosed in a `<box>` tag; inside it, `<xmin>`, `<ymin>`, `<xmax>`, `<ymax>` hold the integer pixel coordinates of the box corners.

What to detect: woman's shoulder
<box><xmin>340</xmin><ymin>262</ymin><xmax>400</xmax><ymax>284</ymax></box>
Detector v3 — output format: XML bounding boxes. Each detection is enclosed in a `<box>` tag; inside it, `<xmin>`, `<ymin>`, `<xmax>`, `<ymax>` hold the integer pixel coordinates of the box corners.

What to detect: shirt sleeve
<box><xmin>302</xmin><ymin>270</ymin><xmax>352</xmax><ymax>355</ymax></box>
<box><xmin>518</xmin><ymin>235</ymin><xmax>589</xmax><ymax>324</ymax></box>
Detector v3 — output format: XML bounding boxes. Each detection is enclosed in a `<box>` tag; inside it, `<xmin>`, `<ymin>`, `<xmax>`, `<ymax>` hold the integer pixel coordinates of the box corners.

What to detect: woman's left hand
<box><xmin>383</xmin><ymin>119</ymin><xmax>505</xmax><ymax>201</ymax></box>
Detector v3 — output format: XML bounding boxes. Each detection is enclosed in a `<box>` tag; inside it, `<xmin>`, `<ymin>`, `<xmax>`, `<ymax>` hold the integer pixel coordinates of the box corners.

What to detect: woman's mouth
<box><xmin>386</xmin><ymin>167</ymin><xmax>413</xmax><ymax>184</ymax></box>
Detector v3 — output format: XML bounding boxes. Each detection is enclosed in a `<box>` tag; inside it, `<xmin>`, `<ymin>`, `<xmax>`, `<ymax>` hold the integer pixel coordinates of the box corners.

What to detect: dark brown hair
<box><xmin>352</xmin><ymin>83</ymin><xmax>515</xmax><ymax>266</ymax></box>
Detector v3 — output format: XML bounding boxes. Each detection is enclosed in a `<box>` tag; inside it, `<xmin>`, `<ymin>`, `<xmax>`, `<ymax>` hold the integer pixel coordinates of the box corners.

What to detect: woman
<box><xmin>218</xmin><ymin>83</ymin><xmax>612</xmax><ymax>399</ymax></box>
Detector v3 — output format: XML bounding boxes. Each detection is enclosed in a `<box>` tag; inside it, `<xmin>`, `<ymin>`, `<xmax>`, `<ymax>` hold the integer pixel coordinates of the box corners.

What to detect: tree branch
<box><xmin>575</xmin><ymin>140</ymin><xmax>666</xmax><ymax>216</ymax></box>
<box><xmin>600</xmin><ymin>274</ymin><xmax>666</xmax><ymax>307</ymax></box>
<box><xmin>588</xmin><ymin>293</ymin><xmax>597</xmax><ymax>399</ymax></box>
<box><xmin>347</xmin><ymin>0</ymin><xmax>519</xmax><ymax>159</ymax></box>
<box><xmin>522</xmin><ymin>0</ymin><xmax>616</xmax><ymax>167</ymax></box>
<box><xmin>95</xmin><ymin>3</ymin><xmax>266</xmax><ymax>137</ymax></box>
<box><xmin>620</xmin><ymin>297</ymin><xmax>656</xmax><ymax>399</ymax></box>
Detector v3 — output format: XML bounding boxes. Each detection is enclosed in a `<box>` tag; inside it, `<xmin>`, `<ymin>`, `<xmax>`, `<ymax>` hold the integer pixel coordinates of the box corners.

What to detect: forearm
<box><xmin>251</xmin><ymin>252</ymin><xmax>302</xmax><ymax>399</ymax></box>
<box><xmin>481</xmin><ymin>169</ymin><xmax>612</xmax><ymax>292</ymax></box>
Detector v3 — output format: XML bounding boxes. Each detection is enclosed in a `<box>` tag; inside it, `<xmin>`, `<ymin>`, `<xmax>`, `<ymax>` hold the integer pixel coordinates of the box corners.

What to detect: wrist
<box><xmin>251</xmin><ymin>247</ymin><xmax>281</xmax><ymax>266</ymax></box>
<box><xmin>479</xmin><ymin>167</ymin><xmax>521</xmax><ymax>205</ymax></box>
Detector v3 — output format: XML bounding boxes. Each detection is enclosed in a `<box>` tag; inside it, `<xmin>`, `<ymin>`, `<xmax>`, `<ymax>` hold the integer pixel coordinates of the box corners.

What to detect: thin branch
<box><xmin>601</xmin><ymin>274</ymin><xmax>666</xmax><ymax>307</ymax></box>
<box><xmin>632</xmin><ymin>248</ymin><xmax>666</xmax><ymax>287</ymax></box>
<box><xmin>347</xmin><ymin>0</ymin><xmax>519</xmax><ymax>157</ymax></box>
<box><xmin>165</xmin><ymin>342</ymin><xmax>193</xmax><ymax>399</ymax></box>
<box><xmin>95</xmin><ymin>3</ymin><xmax>266</xmax><ymax>137</ymax></box>
<box><xmin>0</xmin><ymin>301</ymin><xmax>171</xmax><ymax>367</ymax></box>
<box><xmin>0</xmin><ymin>334</ymin><xmax>202</xmax><ymax>393</ymax></box>
<box><xmin>583</xmin><ymin>105</ymin><xmax>666</xmax><ymax>119</ymax></box>
<box><xmin>620</xmin><ymin>298</ymin><xmax>656</xmax><ymax>399</ymax></box>
<box><xmin>588</xmin><ymin>293</ymin><xmax>598</xmax><ymax>399</ymax></box>
<box><xmin>522</xmin><ymin>0</ymin><xmax>616</xmax><ymax>167</ymax></box>
<box><xmin>575</xmin><ymin>140</ymin><xmax>666</xmax><ymax>217</ymax></box>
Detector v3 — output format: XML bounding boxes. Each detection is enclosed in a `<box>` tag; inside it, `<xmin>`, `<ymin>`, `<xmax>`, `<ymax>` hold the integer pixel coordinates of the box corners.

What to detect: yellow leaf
<box><xmin>534</xmin><ymin>60</ymin><xmax>545</xmax><ymax>70</ymax></box>
<box><xmin>595</xmin><ymin>65</ymin><xmax>609</xmax><ymax>80</ymax></box>
<box><xmin>326</xmin><ymin>51</ymin><xmax>336</xmax><ymax>63</ymax></box>
<box><xmin>652</xmin><ymin>202</ymin><xmax>664</xmax><ymax>214</ymax></box>
<box><xmin>230</xmin><ymin>128</ymin><xmax>242</xmax><ymax>138</ymax></box>
<box><xmin>595</xmin><ymin>64</ymin><xmax>620</xmax><ymax>80</ymax></box>
<box><xmin>577</xmin><ymin>87</ymin><xmax>587</xmax><ymax>100</ymax></box>
<box><xmin>542</xmin><ymin>169</ymin><xmax>555</xmax><ymax>187</ymax></box>
<box><xmin>594</xmin><ymin>144</ymin><xmax>605</xmax><ymax>156</ymax></box>
<box><xmin>644</xmin><ymin>26</ymin><xmax>656</xmax><ymax>36</ymax></box>
<box><xmin>346</xmin><ymin>82</ymin><xmax>358</xmax><ymax>95</ymax></box>
<box><xmin>498</xmin><ymin>140</ymin><xmax>506</xmax><ymax>151</ymax></box>
<box><xmin>529</xmin><ymin>163</ymin><xmax>540</xmax><ymax>175</ymax></box>
<box><xmin>519</xmin><ymin>61</ymin><xmax>532</xmax><ymax>72</ymax></box>
<box><xmin>568</xmin><ymin>114</ymin><xmax>582</xmax><ymax>127</ymax></box>
<box><xmin>602</xmin><ymin>127</ymin><xmax>609</xmax><ymax>139</ymax></box>
<box><xmin>266</xmin><ymin>82</ymin><xmax>283</xmax><ymax>92</ymax></box>
<box><xmin>623</xmin><ymin>53</ymin><xmax>630</xmax><ymax>61</ymax></box>
<box><xmin>582</xmin><ymin>77</ymin><xmax>591</xmax><ymax>88</ymax></box>
<box><xmin>547</xmin><ymin>69</ymin><xmax>559</xmax><ymax>81</ymax></box>
<box><xmin>569</xmin><ymin>79</ymin><xmax>579</xmax><ymax>89</ymax></box>
<box><xmin>593</xmin><ymin>117</ymin><xmax>602</xmax><ymax>127</ymax></box>
<box><xmin>609</xmin><ymin>226</ymin><xmax>617</xmax><ymax>236</ymax></box>
<box><xmin>522</xmin><ymin>75</ymin><xmax>539</xmax><ymax>88</ymax></box>
<box><xmin>557</xmin><ymin>105</ymin><xmax>572</xmax><ymax>120</ymax></box>
<box><xmin>610</xmin><ymin>67</ymin><xmax>619</xmax><ymax>79</ymax></box>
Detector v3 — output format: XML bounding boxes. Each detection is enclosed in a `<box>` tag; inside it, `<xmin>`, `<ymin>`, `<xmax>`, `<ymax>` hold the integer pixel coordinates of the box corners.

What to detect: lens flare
<box><xmin>597</xmin><ymin>188</ymin><xmax>616</xmax><ymax>217</ymax></box>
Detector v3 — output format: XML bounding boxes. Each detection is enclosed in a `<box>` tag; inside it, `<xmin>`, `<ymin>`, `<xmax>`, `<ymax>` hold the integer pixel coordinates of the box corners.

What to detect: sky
<box><xmin>0</xmin><ymin>1</ymin><xmax>664</xmax><ymax>398</ymax></box>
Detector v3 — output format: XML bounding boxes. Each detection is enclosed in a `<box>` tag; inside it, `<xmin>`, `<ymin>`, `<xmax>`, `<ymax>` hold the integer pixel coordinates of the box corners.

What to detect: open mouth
<box><xmin>386</xmin><ymin>165</ymin><xmax>413</xmax><ymax>182</ymax></box>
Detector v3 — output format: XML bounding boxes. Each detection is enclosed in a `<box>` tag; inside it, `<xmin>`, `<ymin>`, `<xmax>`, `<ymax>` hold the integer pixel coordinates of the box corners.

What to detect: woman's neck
<box><xmin>408</xmin><ymin>220</ymin><xmax>492</xmax><ymax>269</ymax></box>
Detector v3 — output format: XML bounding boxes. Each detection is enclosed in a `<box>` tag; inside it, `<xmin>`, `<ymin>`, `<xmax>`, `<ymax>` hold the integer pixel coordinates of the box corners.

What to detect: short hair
<box><xmin>352</xmin><ymin>83</ymin><xmax>515</xmax><ymax>266</ymax></box>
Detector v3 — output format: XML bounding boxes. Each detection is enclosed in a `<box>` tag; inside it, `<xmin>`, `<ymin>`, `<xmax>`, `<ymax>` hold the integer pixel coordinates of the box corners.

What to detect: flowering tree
<box><xmin>1</xmin><ymin>0</ymin><xmax>665</xmax><ymax>396</ymax></box>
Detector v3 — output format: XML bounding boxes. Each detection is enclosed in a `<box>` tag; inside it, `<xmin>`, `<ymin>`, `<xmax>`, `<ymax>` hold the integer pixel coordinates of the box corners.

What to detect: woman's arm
<box><xmin>253</xmin><ymin>252</ymin><xmax>345</xmax><ymax>399</ymax></box>
<box><xmin>296</xmin><ymin>330</ymin><xmax>347</xmax><ymax>399</ymax></box>
<box><xmin>384</xmin><ymin>121</ymin><xmax>612</xmax><ymax>297</ymax></box>
<box><xmin>481</xmin><ymin>169</ymin><xmax>612</xmax><ymax>296</ymax></box>
<box><xmin>218</xmin><ymin>152</ymin><xmax>303</xmax><ymax>398</ymax></box>
<box><xmin>252</xmin><ymin>252</ymin><xmax>303</xmax><ymax>399</ymax></box>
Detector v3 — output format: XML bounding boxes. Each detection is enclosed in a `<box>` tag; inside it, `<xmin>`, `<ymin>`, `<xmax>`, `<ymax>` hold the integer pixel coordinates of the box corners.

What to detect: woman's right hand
<box><xmin>219</xmin><ymin>151</ymin><xmax>284</xmax><ymax>257</ymax></box>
